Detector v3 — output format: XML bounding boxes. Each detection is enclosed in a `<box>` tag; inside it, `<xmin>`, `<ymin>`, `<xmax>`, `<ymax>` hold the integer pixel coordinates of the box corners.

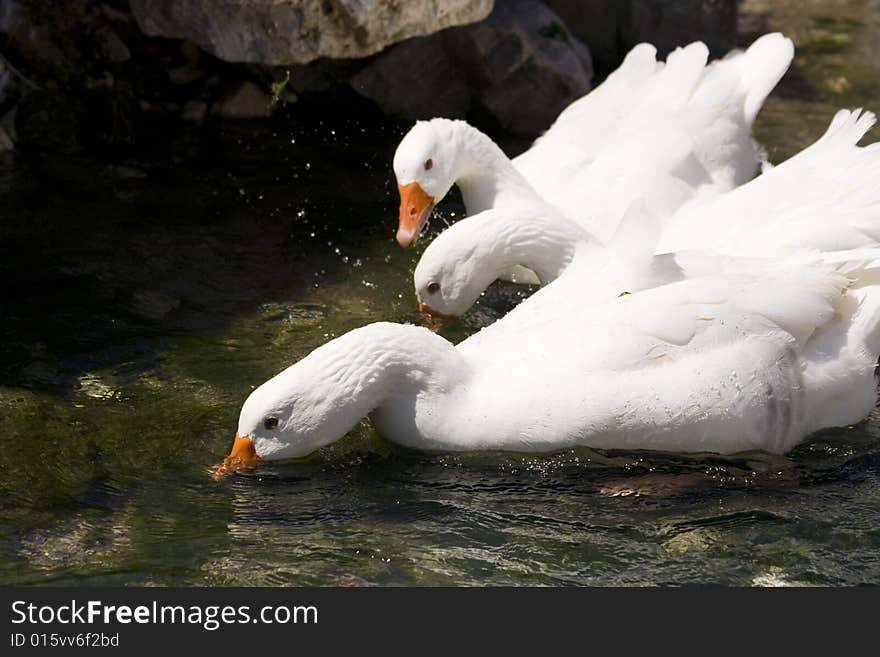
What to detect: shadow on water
<box><xmin>2</xmin><ymin>2</ymin><xmax>880</xmax><ymax>586</ymax></box>
<box><xmin>0</xmin><ymin>110</ymin><xmax>406</xmax><ymax>387</ymax></box>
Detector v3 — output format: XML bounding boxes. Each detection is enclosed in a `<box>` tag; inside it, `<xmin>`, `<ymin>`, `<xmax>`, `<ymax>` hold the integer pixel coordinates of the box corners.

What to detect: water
<box><xmin>3</xmin><ymin>1</ymin><xmax>880</xmax><ymax>586</ymax></box>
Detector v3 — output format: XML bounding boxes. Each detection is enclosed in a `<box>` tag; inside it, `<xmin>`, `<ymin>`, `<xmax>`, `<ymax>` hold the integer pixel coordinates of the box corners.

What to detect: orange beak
<box><xmin>397</xmin><ymin>181</ymin><xmax>434</xmax><ymax>247</ymax></box>
<box><xmin>418</xmin><ymin>301</ymin><xmax>457</xmax><ymax>332</ymax></box>
<box><xmin>213</xmin><ymin>432</ymin><xmax>263</xmax><ymax>478</ymax></box>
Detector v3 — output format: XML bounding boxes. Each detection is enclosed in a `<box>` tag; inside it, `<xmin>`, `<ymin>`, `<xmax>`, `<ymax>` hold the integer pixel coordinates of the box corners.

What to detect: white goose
<box><xmin>222</xmin><ymin>233</ymin><xmax>880</xmax><ymax>467</ymax></box>
<box><xmin>413</xmin><ymin>110</ymin><xmax>880</xmax><ymax>322</ymax></box>
<box><xmin>393</xmin><ymin>33</ymin><xmax>793</xmax><ymax>248</ymax></box>
<box><xmin>225</xmin><ymin>110</ymin><xmax>880</xmax><ymax>466</ymax></box>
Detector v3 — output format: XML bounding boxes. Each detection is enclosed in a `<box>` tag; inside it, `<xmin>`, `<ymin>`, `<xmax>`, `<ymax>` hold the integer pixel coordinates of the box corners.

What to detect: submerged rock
<box><xmin>180</xmin><ymin>100</ymin><xmax>208</xmax><ymax>122</ymax></box>
<box><xmin>94</xmin><ymin>25</ymin><xmax>131</xmax><ymax>64</ymax></box>
<box><xmin>0</xmin><ymin>125</ymin><xmax>12</xmax><ymax>152</ymax></box>
<box><xmin>129</xmin><ymin>0</ymin><xmax>495</xmax><ymax>65</ymax></box>
<box><xmin>211</xmin><ymin>81</ymin><xmax>273</xmax><ymax>119</ymax></box>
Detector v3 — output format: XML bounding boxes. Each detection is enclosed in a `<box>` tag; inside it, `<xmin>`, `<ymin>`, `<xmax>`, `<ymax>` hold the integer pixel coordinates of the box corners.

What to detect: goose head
<box><xmin>393</xmin><ymin>120</ymin><xmax>461</xmax><ymax>246</ymax></box>
<box><xmin>414</xmin><ymin>207</ymin><xmax>584</xmax><ymax>322</ymax></box>
<box><xmin>225</xmin><ymin>356</ymin><xmax>348</xmax><ymax>468</ymax></box>
<box><xmin>218</xmin><ymin>328</ymin><xmax>388</xmax><ymax>471</ymax></box>
<box><xmin>217</xmin><ymin>323</ymin><xmax>463</xmax><ymax>473</ymax></box>
<box><xmin>413</xmin><ymin>218</ymin><xmax>500</xmax><ymax>322</ymax></box>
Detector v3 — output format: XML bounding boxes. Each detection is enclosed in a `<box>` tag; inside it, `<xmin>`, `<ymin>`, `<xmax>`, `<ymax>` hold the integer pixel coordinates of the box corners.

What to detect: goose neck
<box><xmin>452</xmin><ymin>125</ymin><xmax>542</xmax><ymax>214</ymax></box>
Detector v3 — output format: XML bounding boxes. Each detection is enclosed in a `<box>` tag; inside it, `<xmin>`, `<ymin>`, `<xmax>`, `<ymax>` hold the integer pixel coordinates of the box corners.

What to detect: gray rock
<box><xmin>211</xmin><ymin>81</ymin><xmax>273</xmax><ymax>119</ymax></box>
<box><xmin>129</xmin><ymin>290</ymin><xmax>181</xmax><ymax>322</ymax></box>
<box><xmin>0</xmin><ymin>125</ymin><xmax>13</xmax><ymax>152</ymax></box>
<box><xmin>544</xmin><ymin>0</ymin><xmax>739</xmax><ymax>73</ymax></box>
<box><xmin>543</xmin><ymin>0</ymin><xmax>628</xmax><ymax>73</ymax></box>
<box><xmin>629</xmin><ymin>0</ymin><xmax>739</xmax><ymax>60</ymax></box>
<box><xmin>95</xmin><ymin>26</ymin><xmax>131</xmax><ymax>64</ymax></box>
<box><xmin>454</xmin><ymin>0</ymin><xmax>592</xmax><ymax>134</ymax></box>
<box><xmin>129</xmin><ymin>0</ymin><xmax>494</xmax><ymax>65</ymax></box>
<box><xmin>1</xmin><ymin>108</ymin><xmax>16</xmax><ymax>143</ymax></box>
<box><xmin>181</xmin><ymin>100</ymin><xmax>208</xmax><ymax>122</ymax></box>
<box><xmin>0</xmin><ymin>67</ymin><xmax>18</xmax><ymax>108</ymax></box>
<box><xmin>350</xmin><ymin>36</ymin><xmax>472</xmax><ymax>120</ymax></box>
<box><xmin>168</xmin><ymin>63</ymin><xmax>204</xmax><ymax>86</ymax></box>
<box><xmin>352</xmin><ymin>0</ymin><xmax>592</xmax><ymax>135</ymax></box>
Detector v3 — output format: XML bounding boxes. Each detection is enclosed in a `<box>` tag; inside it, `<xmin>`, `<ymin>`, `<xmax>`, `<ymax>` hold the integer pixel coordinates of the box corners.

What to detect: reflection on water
<box><xmin>2</xmin><ymin>1</ymin><xmax>880</xmax><ymax>586</ymax></box>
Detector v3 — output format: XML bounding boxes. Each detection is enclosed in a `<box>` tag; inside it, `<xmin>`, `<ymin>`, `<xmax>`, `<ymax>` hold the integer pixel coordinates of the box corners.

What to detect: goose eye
<box><xmin>263</xmin><ymin>417</ymin><xmax>279</xmax><ymax>430</ymax></box>
<box><xmin>424</xmin><ymin>158</ymin><xmax>433</xmax><ymax>171</ymax></box>
<box><xmin>426</xmin><ymin>282</ymin><xmax>440</xmax><ymax>295</ymax></box>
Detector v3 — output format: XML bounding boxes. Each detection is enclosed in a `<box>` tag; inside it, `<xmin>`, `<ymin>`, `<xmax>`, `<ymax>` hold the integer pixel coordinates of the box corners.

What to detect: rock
<box><xmin>543</xmin><ymin>0</ymin><xmax>628</xmax><ymax>74</ymax></box>
<box><xmin>95</xmin><ymin>25</ymin><xmax>131</xmax><ymax>64</ymax></box>
<box><xmin>168</xmin><ymin>63</ymin><xmax>203</xmax><ymax>86</ymax></box>
<box><xmin>663</xmin><ymin>529</ymin><xmax>714</xmax><ymax>555</ymax></box>
<box><xmin>0</xmin><ymin>0</ymin><xmax>24</xmax><ymax>35</ymax></box>
<box><xmin>0</xmin><ymin>67</ymin><xmax>18</xmax><ymax>110</ymax></box>
<box><xmin>129</xmin><ymin>290</ymin><xmax>181</xmax><ymax>321</ymax></box>
<box><xmin>14</xmin><ymin>89</ymin><xmax>82</xmax><ymax>153</ymax></box>
<box><xmin>350</xmin><ymin>36</ymin><xmax>472</xmax><ymax>120</ymax></box>
<box><xmin>544</xmin><ymin>0</ymin><xmax>739</xmax><ymax>73</ymax></box>
<box><xmin>352</xmin><ymin>0</ymin><xmax>592</xmax><ymax>134</ymax></box>
<box><xmin>211</xmin><ymin>81</ymin><xmax>273</xmax><ymax>119</ymax></box>
<box><xmin>1</xmin><ymin>108</ymin><xmax>16</xmax><ymax>142</ymax></box>
<box><xmin>629</xmin><ymin>0</ymin><xmax>739</xmax><ymax>60</ymax></box>
<box><xmin>0</xmin><ymin>125</ymin><xmax>13</xmax><ymax>152</ymax></box>
<box><xmin>751</xmin><ymin>566</ymin><xmax>810</xmax><ymax>587</ymax></box>
<box><xmin>111</xmin><ymin>165</ymin><xmax>148</xmax><ymax>180</ymax></box>
<box><xmin>181</xmin><ymin>100</ymin><xmax>208</xmax><ymax>122</ymax></box>
<box><xmin>334</xmin><ymin>574</ymin><xmax>378</xmax><ymax>587</ymax></box>
<box><xmin>129</xmin><ymin>0</ymin><xmax>494</xmax><ymax>65</ymax></box>
<box><xmin>453</xmin><ymin>0</ymin><xmax>592</xmax><ymax>134</ymax></box>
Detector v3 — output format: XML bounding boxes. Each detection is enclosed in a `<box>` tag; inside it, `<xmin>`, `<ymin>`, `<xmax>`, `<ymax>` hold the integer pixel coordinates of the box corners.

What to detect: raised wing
<box><xmin>660</xmin><ymin>109</ymin><xmax>880</xmax><ymax>256</ymax></box>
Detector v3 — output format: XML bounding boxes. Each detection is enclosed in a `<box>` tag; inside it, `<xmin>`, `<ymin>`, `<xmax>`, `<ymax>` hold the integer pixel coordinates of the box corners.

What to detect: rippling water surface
<box><xmin>2</xmin><ymin>0</ymin><xmax>880</xmax><ymax>586</ymax></box>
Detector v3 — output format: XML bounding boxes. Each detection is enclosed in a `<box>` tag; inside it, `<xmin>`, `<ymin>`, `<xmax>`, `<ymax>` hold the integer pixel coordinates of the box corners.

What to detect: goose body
<box><xmin>231</xmin><ymin>244</ymin><xmax>880</xmax><ymax>463</ymax></box>
<box><xmin>223</xmin><ymin>36</ymin><xmax>880</xmax><ymax>467</ymax></box>
<box><xmin>228</xmin><ymin>110</ymin><xmax>880</xmax><ymax>464</ymax></box>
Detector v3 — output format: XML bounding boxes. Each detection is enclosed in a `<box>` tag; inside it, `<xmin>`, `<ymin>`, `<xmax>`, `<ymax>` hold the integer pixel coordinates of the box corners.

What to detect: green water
<box><xmin>3</xmin><ymin>1</ymin><xmax>880</xmax><ymax>586</ymax></box>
